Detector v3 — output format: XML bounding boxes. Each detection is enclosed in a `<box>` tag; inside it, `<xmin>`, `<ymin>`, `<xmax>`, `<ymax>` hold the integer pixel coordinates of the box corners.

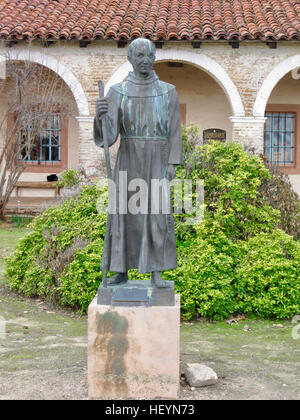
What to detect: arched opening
<box><xmin>105</xmin><ymin>51</ymin><xmax>245</xmax><ymax>119</ymax></box>
<box><xmin>0</xmin><ymin>49</ymin><xmax>90</xmax><ymax>116</ymax></box>
<box><xmin>154</xmin><ymin>61</ymin><xmax>232</xmax><ymax>141</ymax></box>
<box><xmin>263</xmin><ymin>69</ymin><xmax>300</xmax><ymax>195</ymax></box>
<box><xmin>0</xmin><ymin>60</ymin><xmax>80</xmax><ymax>211</ymax></box>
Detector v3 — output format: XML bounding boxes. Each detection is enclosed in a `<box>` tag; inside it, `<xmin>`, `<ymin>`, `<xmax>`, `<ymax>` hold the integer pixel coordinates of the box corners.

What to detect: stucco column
<box><xmin>229</xmin><ymin>116</ymin><xmax>267</xmax><ymax>153</ymax></box>
<box><xmin>76</xmin><ymin>116</ymin><xmax>100</xmax><ymax>175</ymax></box>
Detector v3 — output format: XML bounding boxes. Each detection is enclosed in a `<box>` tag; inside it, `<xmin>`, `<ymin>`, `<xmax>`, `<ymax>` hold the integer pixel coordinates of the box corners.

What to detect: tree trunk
<box><xmin>0</xmin><ymin>205</ymin><xmax>6</xmax><ymax>221</ymax></box>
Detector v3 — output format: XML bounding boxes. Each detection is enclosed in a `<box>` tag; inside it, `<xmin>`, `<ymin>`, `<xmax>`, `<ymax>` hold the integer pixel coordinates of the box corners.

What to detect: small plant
<box><xmin>58</xmin><ymin>169</ymin><xmax>80</xmax><ymax>188</ymax></box>
<box><xmin>10</xmin><ymin>215</ymin><xmax>32</xmax><ymax>228</ymax></box>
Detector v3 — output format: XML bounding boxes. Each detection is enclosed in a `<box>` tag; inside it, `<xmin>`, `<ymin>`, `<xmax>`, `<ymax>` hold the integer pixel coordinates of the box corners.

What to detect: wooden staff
<box><xmin>98</xmin><ymin>80</ymin><xmax>112</xmax><ymax>288</ymax></box>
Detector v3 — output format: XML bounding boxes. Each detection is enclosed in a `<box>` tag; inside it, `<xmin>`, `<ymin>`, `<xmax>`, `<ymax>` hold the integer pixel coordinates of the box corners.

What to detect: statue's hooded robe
<box><xmin>94</xmin><ymin>70</ymin><xmax>182</xmax><ymax>273</ymax></box>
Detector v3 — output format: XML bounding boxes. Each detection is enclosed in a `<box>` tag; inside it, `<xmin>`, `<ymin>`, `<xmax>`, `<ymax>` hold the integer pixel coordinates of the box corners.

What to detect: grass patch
<box><xmin>0</xmin><ymin>226</ymin><xmax>28</xmax><ymax>284</ymax></box>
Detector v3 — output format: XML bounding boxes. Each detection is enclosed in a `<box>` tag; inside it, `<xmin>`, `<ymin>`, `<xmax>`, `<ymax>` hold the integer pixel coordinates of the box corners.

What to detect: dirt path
<box><xmin>0</xmin><ymin>226</ymin><xmax>299</xmax><ymax>400</ymax></box>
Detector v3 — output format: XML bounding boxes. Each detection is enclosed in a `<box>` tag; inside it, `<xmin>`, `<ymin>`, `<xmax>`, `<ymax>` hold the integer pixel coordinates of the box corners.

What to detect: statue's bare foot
<box><xmin>151</xmin><ymin>272</ymin><xmax>170</xmax><ymax>288</ymax></box>
<box><xmin>107</xmin><ymin>272</ymin><xmax>128</xmax><ymax>285</ymax></box>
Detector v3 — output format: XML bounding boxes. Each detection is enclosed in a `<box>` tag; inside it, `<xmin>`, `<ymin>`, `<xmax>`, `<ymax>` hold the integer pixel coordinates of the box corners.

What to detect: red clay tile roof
<box><xmin>0</xmin><ymin>0</ymin><xmax>300</xmax><ymax>41</ymax></box>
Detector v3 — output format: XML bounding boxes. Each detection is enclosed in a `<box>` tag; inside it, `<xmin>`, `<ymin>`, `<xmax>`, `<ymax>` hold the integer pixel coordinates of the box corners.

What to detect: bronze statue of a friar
<box><xmin>94</xmin><ymin>38</ymin><xmax>182</xmax><ymax>290</ymax></box>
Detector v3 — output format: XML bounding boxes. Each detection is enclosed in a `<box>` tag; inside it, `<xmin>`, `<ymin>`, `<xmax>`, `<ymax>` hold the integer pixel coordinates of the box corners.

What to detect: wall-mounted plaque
<box><xmin>203</xmin><ymin>128</ymin><xmax>226</xmax><ymax>143</ymax></box>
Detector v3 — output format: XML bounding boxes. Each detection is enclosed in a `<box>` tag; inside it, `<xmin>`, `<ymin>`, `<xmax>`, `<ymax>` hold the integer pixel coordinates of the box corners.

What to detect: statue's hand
<box><xmin>166</xmin><ymin>164</ymin><xmax>176</xmax><ymax>181</ymax></box>
<box><xmin>96</xmin><ymin>98</ymin><xmax>108</xmax><ymax>119</ymax></box>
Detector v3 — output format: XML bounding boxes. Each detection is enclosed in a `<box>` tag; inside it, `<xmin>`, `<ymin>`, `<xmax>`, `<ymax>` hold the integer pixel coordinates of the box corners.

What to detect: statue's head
<box><xmin>127</xmin><ymin>38</ymin><xmax>156</xmax><ymax>78</ymax></box>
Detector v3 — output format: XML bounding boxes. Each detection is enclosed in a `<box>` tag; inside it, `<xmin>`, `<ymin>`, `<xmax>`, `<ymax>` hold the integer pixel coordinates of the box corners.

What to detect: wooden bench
<box><xmin>15</xmin><ymin>181</ymin><xmax>63</xmax><ymax>198</ymax></box>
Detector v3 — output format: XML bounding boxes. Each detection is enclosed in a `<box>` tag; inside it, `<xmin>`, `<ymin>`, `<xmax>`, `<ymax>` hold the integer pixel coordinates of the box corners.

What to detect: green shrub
<box><xmin>171</xmin><ymin>222</ymin><xmax>239</xmax><ymax>320</ymax></box>
<box><xmin>59</xmin><ymin>240</ymin><xmax>103</xmax><ymax>310</ymax></box>
<box><xmin>177</xmin><ymin>136</ymin><xmax>280</xmax><ymax>241</ymax></box>
<box><xmin>180</xmin><ymin>125</ymin><xmax>300</xmax><ymax>241</ymax></box>
<box><xmin>168</xmin><ymin>224</ymin><xmax>300</xmax><ymax>321</ymax></box>
<box><xmin>58</xmin><ymin>168</ymin><xmax>80</xmax><ymax>188</ymax></box>
<box><xmin>235</xmin><ymin>229</ymin><xmax>300</xmax><ymax>319</ymax></box>
<box><xmin>6</xmin><ymin>185</ymin><xmax>106</xmax><ymax>311</ymax></box>
<box><xmin>258</xmin><ymin>156</ymin><xmax>300</xmax><ymax>240</ymax></box>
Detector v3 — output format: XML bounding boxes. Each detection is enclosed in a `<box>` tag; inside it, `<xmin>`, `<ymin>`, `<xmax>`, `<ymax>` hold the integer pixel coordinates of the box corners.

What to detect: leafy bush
<box><xmin>258</xmin><ymin>156</ymin><xmax>300</xmax><ymax>240</ymax></box>
<box><xmin>5</xmin><ymin>135</ymin><xmax>300</xmax><ymax>319</ymax></box>
<box><xmin>170</xmin><ymin>223</ymin><xmax>300</xmax><ymax>321</ymax></box>
<box><xmin>236</xmin><ymin>229</ymin><xmax>300</xmax><ymax>319</ymax></box>
<box><xmin>6</xmin><ymin>185</ymin><xmax>106</xmax><ymax>311</ymax></box>
<box><xmin>171</xmin><ymin>222</ymin><xmax>239</xmax><ymax>320</ymax></box>
<box><xmin>179</xmin><ymin>125</ymin><xmax>300</xmax><ymax>241</ymax></box>
<box><xmin>177</xmin><ymin>134</ymin><xmax>281</xmax><ymax>241</ymax></box>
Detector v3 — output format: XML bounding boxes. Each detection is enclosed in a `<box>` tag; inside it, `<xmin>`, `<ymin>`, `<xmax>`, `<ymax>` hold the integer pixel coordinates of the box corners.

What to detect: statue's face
<box><xmin>129</xmin><ymin>41</ymin><xmax>156</xmax><ymax>78</ymax></box>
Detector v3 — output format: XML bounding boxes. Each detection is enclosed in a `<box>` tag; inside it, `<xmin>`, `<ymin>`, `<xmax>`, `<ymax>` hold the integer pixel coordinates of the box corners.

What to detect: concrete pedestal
<box><xmin>88</xmin><ymin>294</ymin><xmax>180</xmax><ymax>399</ymax></box>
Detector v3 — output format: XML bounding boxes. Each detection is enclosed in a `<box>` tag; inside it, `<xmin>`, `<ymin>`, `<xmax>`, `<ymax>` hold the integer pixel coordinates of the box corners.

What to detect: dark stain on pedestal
<box><xmin>95</xmin><ymin>311</ymin><xmax>129</xmax><ymax>396</ymax></box>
